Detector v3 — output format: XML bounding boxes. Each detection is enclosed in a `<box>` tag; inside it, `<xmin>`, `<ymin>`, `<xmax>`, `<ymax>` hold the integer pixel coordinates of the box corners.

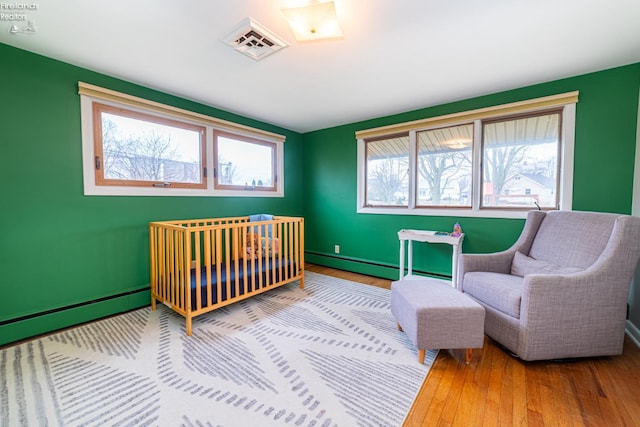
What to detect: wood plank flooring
<box><xmin>305</xmin><ymin>264</ymin><xmax>640</xmax><ymax>427</ymax></box>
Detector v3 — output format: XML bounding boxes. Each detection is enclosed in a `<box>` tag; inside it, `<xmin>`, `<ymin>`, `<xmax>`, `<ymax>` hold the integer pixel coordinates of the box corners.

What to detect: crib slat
<box><xmin>204</xmin><ymin>229</ymin><xmax>212</xmax><ymax>308</ymax></box>
<box><xmin>215</xmin><ymin>229</ymin><xmax>222</xmax><ymax>302</ymax></box>
<box><xmin>224</xmin><ymin>227</ymin><xmax>233</xmax><ymax>300</ymax></box>
<box><xmin>183</xmin><ymin>229</ymin><xmax>189</xmax><ymax>309</ymax></box>
<box><xmin>184</xmin><ymin>229</ymin><xmax>192</xmax><ymax>335</ymax></box>
<box><xmin>242</xmin><ymin>225</ymin><xmax>250</xmax><ymax>294</ymax></box>
<box><xmin>169</xmin><ymin>229</ymin><xmax>176</xmax><ymax>306</ymax></box>
<box><xmin>287</xmin><ymin>221</ymin><xmax>293</xmax><ymax>281</ymax></box>
<box><xmin>294</xmin><ymin>220</ymin><xmax>299</xmax><ymax>281</ymax></box>
<box><xmin>232</xmin><ymin>226</ymin><xmax>240</xmax><ymax>298</ymax></box>
<box><xmin>174</xmin><ymin>229</ymin><xmax>180</xmax><ymax>309</ymax></box>
<box><xmin>270</xmin><ymin>223</ymin><xmax>276</xmax><ymax>286</ymax></box>
<box><xmin>194</xmin><ymin>230</ymin><xmax>201</xmax><ymax>311</ymax></box>
<box><xmin>161</xmin><ymin>229</ymin><xmax>168</xmax><ymax>304</ymax></box>
<box><xmin>257</xmin><ymin>225</ymin><xmax>264</xmax><ymax>289</ymax></box>
<box><xmin>149</xmin><ymin>225</ymin><xmax>157</xmax><ymax>310</ymax></box>
<box><xmin>299</xmin><ymin>218</ymin><xmax>305</xmax><ymax>288</ymax></box>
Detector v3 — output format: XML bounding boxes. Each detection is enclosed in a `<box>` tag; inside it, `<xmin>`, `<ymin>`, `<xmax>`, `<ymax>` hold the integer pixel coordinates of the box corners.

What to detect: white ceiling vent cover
<box><xmin>224</xmin><ymin>18</ymin><xmax>288</xmax><ymax>61</ymax></box>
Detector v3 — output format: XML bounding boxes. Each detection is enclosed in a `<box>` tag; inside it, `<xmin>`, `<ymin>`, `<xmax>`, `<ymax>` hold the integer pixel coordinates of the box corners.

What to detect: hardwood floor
<box><xmin>305</xmin><ymin>264</ymin><xmax>640</xmax><ymax>427</ymax></box>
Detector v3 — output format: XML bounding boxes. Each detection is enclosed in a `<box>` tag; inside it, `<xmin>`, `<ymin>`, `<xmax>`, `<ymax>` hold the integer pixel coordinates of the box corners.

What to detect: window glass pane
<box><xmin>365</xmin><ymin>135</ymin><xmax>409</xmax><ymax>206</ymax></box>
<box><xmin>101</xmin><ymin>110</ymin><xmax>203</xmax><ymax>185</ymax></box>
<box><xmin>416</xmin><ymin>124</ymin><xmax>473</xmax><ymax>207</ymax></box>
<box><xmin>482</xmin><ymin>112</ymin><xmax>560</xmax><ymax>209</ymax></box>
<box><xmin>216</xmin><ymin>135</ymin><xmax>275</xmax><ymax>188</ymax></box>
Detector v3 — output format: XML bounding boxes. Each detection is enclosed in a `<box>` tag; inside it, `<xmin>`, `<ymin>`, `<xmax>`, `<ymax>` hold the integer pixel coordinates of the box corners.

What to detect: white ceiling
<box><xmin>2</xmin><ymin>0</ymin><xmax>640</xmax><ymax>133</ymax></box>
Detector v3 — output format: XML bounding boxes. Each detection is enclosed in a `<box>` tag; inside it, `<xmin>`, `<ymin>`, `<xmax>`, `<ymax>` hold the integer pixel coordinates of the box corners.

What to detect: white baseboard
<box><xmin>626</xmin><ymin>320</ymin><xmax>640</xmax><ymax>349</ymax></box>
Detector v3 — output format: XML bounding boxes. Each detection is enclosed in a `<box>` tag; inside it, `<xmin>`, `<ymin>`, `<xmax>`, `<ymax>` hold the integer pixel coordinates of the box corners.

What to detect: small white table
<box><xmin>398</xmin><ymin>229</ymin><xmax>465</xmax><ymax>289</ymax></box>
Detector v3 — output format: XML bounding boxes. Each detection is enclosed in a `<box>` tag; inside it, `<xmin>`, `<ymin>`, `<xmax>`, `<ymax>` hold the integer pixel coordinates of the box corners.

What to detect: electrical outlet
<box><xmin>334</xmin><ymin>245</ymin><xmax>340</xmax><ymax>254</ymax></box>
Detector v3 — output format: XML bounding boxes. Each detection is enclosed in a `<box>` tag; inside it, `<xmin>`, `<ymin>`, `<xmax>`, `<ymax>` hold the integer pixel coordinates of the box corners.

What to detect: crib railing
<box><xmin>149</xmin><ymin>216</ymin><xmax>304</xmax><ymax>335</ymax></box>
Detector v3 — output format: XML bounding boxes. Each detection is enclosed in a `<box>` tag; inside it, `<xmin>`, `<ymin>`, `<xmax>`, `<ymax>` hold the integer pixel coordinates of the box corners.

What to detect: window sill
<box><xmin>83</xmin><ymin>184</ymin><xmax>284</xmax><ymax>198</ymax></box>
<box><xmin>357</xmin><ymin>206</ymin><xmax>536</xmax><ymax>219</ymax></box>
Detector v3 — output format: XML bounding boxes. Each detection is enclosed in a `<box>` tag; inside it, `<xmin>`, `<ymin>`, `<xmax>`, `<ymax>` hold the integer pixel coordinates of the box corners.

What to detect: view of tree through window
<box><xmin>357</xmin><ymin>93</ymin><xmax>576</xmax><ymax>214</ymax></box>
<box><xmin>214</xmin><ymin>132</ymin><xmax>276</xmax><ymax>190</ymax></box>
<box><xmin>416</xmin><ymin>124</ymin><xmax>473</xmax><ymax>207</ymax></box>
<box><xmin>95</xmin><ymin>104</ymin><xmax>205</xmax><ymax>188</ymax></box>
<box><xmin>482</xmin><ymin>112</ymin><xmax>560</xmax><ymax>209</ymax></box>
<box><xmin>365</xmin><ymin>134</ymin><xmax>409</xmax><ymax>206</ymax></box>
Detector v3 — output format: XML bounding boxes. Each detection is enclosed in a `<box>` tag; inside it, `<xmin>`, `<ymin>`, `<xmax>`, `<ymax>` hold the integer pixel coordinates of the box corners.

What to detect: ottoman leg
<box><xmin>449</xmin><ymin>348</ymin><xmax>478</xmax><ymax>364</ymax></box>
<box><xmin>418</xmin><ymin>349</ymin><xmax>425</xmax><ymax>364</ymax></box>
<box><xmin>465</xmin><ymin>348</ymin><xmax>473</xmax><ymax>364</ymax></box>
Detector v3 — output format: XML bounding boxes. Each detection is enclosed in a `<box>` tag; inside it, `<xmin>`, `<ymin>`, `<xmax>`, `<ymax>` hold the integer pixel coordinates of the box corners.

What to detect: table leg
<box><xmin>452</xmin><ymin>242</ymin><xmax>461</xmax><ymax>289</ymax></box>
<box><xmin>399</xmin><ymin>239</ymin><xmax>405</xmax><ymax>280</ymax></box>
<box><xmin>408</xmin><ymin>241</ymin><xmax>413</xmax><ymax>278</ymax></box>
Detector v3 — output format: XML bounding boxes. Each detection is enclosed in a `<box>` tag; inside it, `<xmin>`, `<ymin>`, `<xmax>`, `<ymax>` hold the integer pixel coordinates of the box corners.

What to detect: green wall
<box><xmin>0</xmin><ymin>43</ymin><xmax>304</xmax><ymax>345</ymax></box>
<box><xmin>302</xmin><ymin>63</ymin><xmax>640</xmax><ymax>279</ymax></box>
<box><xmin>2</xmin><ymin>40</ymin><xmax>639</xmax><ymax>346</ymax></box>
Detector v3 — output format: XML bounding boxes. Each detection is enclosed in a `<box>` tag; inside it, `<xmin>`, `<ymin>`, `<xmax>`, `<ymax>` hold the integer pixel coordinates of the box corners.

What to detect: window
<box><xmin>365</xmin><ymin>134</ymin><xmax>409</xmax><ymax>206</ymax></box>
<box><xmin>416</xmin><ymin>123</ymin><xmax>473</xmax><ymax>207</ymax></box>
<box><xmin>214</xmin><ymin>131</ymin><xmax>277</xmax><ymax>191</ymax></box>
<box><xmin>79</xmin><ymin>82</ymin><xmax>285</xmax><ymax>197</ymax></box>
<box><xmin>94</xmin><ymin>103</ymin><xmax>206</xmax><ymax>189</ymax></box>
<box><xmin>482</xmin><ymin>111</ymin><xmax>561</xmax><ymax>209</ymax></box>
<box><xmin>356</xmin><ymin>92</ymin><xmax>578</xmax><ymax>218</ymax></box>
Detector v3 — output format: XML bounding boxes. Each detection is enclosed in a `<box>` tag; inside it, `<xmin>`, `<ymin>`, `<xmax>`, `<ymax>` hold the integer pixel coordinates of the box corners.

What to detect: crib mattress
<box><xmin>190</xmin><ymin>258</ymin><xmax>296</xmax><ymax>310</ymax></box>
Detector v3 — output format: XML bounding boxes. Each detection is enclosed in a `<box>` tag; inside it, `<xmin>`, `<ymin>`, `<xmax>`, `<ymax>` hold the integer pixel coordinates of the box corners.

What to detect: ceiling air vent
<box><xmin>224</xmin><ymin>18</ymin><xmax>288</xmax><ymax>61</ymax></box>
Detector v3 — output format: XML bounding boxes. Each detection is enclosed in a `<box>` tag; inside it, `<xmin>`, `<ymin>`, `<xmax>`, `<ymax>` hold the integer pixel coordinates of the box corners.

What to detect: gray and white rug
<box><xmin>1</xmin><ymin>271</ymin><xmax>437</xmax><ymax>427</ymax></box>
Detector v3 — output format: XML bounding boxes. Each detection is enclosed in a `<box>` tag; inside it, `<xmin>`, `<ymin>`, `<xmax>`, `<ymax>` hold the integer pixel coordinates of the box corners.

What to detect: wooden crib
<box><xmin>149</xmin><ymin>215</ymin><xmax>304</xmax><ymax>335</ymax></box>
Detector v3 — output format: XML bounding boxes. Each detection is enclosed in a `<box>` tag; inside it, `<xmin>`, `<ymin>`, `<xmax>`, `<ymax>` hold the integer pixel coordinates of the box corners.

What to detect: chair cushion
<box><xmin>511</xmin><ymin>252</ymin><xmax>584</xmax><ymax>277</ymax></box>
<box><xmin>463</xmin><ymin>272</ymin><xmax>524</xmax><ymax>318</ymax></box>
<box><xmin>529</xmin><ymin>210</ymin><xmax>617</xmax><ymax>269</ymax></box>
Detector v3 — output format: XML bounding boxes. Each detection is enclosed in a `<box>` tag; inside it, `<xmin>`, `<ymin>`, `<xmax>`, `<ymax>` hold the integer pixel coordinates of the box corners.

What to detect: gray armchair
<box><xmin>460</xmin><ymin>210</ymin><xmax>640</xmax><ymax>361</ymax></box>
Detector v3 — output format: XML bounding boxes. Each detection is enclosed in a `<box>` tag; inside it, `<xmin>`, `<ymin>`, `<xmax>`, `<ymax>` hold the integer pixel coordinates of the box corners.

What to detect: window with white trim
<box><xmin>93</xmin><ymin>102</ymin><xmax>207</xmax><ymax>189</ymax></box>
<box><xmin>79</xmin><ymin>82</ymin><xmax>285</xmax><ymax>197</ymax></box>
<box><xmin>416</xmin><ymin>123</ymin><xmax>473</xmax><ymax>208</ymax></box>
<box><xmin>365</xmin><ymin>133</ymin><xmax>410</xmax><ymax>206</ymax></box>
<box><xmin>356</xmin><ymin>92</ymin><xmax>577</xmax><ymax>218</ymax></box>
<box><xmin>481</xmin><ymin>110</ymin><xmax>561</xmax><ymax>209</ymax></box>
<box><xmin>214</xmin><ymin>131</ymin><xmax>277</xmax><ymax>191</ymax></box>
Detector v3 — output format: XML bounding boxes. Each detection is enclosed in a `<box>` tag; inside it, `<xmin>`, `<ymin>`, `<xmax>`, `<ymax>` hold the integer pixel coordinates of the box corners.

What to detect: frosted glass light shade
<box><xmin>282</xmin><ymin>1</ymin><xmax>343</xmax><ymax>42</ymax></box>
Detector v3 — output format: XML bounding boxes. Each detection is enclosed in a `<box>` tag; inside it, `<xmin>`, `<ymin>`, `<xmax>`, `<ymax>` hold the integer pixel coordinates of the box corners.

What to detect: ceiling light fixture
<box><xmin>281</xmin><ymin>0</ymin><xmax>343</xmax><ymax>42</ymax></box>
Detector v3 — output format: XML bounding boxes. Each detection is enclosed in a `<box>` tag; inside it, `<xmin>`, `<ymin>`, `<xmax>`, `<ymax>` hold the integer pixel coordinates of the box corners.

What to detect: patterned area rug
<box><xmin>1</xmin><ymin>271</ymin><xmax>437</xmax><ymax>427</ymax></box>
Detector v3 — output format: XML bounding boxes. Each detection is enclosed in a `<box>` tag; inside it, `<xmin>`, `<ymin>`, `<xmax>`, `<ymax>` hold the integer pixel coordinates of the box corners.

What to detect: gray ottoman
<box><xmin>391</xmin><ymin>278</ymin><xmax>485</xmax><ymax>364</ymax></box>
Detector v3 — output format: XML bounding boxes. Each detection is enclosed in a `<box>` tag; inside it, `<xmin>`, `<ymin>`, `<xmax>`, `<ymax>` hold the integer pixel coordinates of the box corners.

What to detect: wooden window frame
<box><xmin>213</xmin><ymin>130</ymin><xmax>277</xmax><ymax>192</ymax></box>
<box><xmin>79</xmin><ymin>82</ymin><xmax>286</xmax><ymax>197</ymax></box>
<box><xmin>479</xmin><ymin>109</ymin><xmax>563</xmax><ymax>210</ymax></box>
<box><xmin>363</xmin><ymin>132</ymin><xmax>410</xmax><ymax>208</ymax></box>
<box><xmin>93</xmin><ymin>102</ymin><xmax>207</xmax><ymax>189</ymax></box>
<box><xmin>356</xmin><ymin>92</ymin><xmax>578</xmax><ymax>219</ymax></box>
<box><xmin>414</xmin><ymin>122</ymin><xmax>475</xmax><ymax>209</ymax></box>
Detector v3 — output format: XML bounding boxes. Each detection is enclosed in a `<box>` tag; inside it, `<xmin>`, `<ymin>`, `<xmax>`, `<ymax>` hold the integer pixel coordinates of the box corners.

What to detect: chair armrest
<box><xmin>518</xmin><ymin>267</ymin><xmax>630</xmax><ymax>359</ymax></box>
<box><xmin>460</xmin><ymin>210</ymin><xmax>546</xmax><ymax>283</ymax></box>
<box><xmin>460</xmin><ymin>250</ymin><xmax>514</xmax><ymax>275</ymax></box>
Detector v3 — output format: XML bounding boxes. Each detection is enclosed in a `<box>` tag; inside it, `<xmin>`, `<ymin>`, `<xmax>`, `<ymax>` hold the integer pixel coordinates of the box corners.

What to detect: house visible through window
<box><xmin>481</xmin><ymin>111</ymin><xmax>561</xmax><ymax>209</ymax></box>
<box><xmin>356</xmin><ymin>92</ymin><xmax>577</xmax><ymax>218</ymax></box>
